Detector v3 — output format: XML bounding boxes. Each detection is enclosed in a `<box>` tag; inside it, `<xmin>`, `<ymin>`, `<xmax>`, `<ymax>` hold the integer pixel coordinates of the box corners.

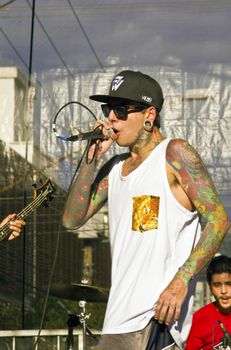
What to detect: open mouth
<box><xmin>111</xmin><ymin>128</ymin><xmax>119</xmax><ymax>139</ymax></box>
<box><xmin>220</xmin><ymin>298</ymin><xmax>230</xmax><ymax>304</ymax></box>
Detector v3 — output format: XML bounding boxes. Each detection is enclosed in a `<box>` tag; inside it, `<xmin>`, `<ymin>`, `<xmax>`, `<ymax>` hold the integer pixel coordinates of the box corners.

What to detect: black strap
<box><xmin>146</xmin><ymin>319</ymin><xmax>175</xmax><ymax>350</ymax></box>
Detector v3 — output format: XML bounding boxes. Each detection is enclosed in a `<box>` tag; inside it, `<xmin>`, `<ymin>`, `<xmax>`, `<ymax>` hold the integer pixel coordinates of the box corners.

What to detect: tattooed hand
<box><xmin>87</xmin><ymin>120</ymin><xmax>116</xmax><ymax>162</ymax></box>
<box><xmin>154</xmin><ymin>274</ymin><xmax>188</xmax><ymax>325</ymax></box>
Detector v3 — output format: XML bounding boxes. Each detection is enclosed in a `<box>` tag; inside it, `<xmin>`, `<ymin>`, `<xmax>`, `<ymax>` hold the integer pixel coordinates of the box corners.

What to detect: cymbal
<box><xmin>50</xmin><ymin>283</ymin><xmax>109</xmax><ymax>303</ymax></box>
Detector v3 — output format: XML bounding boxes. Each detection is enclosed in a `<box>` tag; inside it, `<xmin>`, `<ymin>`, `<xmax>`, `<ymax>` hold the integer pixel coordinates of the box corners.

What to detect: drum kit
<box><xmin>50</xmin><ymin>282</ymin><xmax>109</xmax><ymax>350</ymax></box>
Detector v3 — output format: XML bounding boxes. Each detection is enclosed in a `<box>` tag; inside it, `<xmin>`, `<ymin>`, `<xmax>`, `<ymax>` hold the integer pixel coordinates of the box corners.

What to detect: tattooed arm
<box><xmin>62</xmin><ymin>158</ymin><xmax>107</xmax><ymax>230</ymax></box>
<box><xmin>62</xmin><ymin>120</ymin><xmax>117</xmax><ymax>230</ymax></box>
<box><xmin>154</xmin><ymin>139</ymin><xmax>230</xmax><ymax>325</ymax></box>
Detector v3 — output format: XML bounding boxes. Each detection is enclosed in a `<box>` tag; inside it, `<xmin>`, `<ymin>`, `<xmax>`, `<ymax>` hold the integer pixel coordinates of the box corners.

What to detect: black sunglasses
<box><xmin>101</xmin><ymin>104</ymin><xmax>147</xmax><ymax>119</ymax></box>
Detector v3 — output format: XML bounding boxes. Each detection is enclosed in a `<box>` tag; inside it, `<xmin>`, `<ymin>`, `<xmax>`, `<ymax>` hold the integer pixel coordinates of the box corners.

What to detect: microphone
<box><xmin>217</xmin><ymin>320</ymin><xmax>231</xmax><ymax>347</ymax></box>
<box><xmin>55</xmin><ymin>127</ymin><xmax>112</xmax><ymax>142</ymax></box>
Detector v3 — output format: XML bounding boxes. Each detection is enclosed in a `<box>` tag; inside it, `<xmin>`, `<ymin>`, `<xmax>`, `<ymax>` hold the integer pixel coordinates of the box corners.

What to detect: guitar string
<box><xmin>0</xmin><ymin>193</ymin><xmax>49</xmax><ymax>237</ymax></box>
<box><xmin>0</xmin><ymin>188</ymin><xmax>52</xmax><ymax>238</ymax></box>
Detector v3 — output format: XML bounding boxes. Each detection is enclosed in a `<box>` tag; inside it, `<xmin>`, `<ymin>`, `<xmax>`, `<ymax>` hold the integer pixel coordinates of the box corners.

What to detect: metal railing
<box><xmin>0</xmin><ymin>329</ymin><xmax>101</xmax><ymax>350</ymax></box>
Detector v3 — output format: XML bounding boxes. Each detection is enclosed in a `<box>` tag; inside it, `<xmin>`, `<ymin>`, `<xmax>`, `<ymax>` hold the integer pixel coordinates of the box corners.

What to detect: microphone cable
<box><xmin>53</xmin><ymin>100</ymin><xmax>107</xmax><ymax>170</ymax></box>
<box><xmin>52</xmin><ymin>100</ymin><xmax>97</xmax><ymax>141</ymax></box>
<box><xmin>33</xmin><ymin>210</ymin><xmax>62</xmax><ymax>350</ymax></box>
<box><xmin>34</xmin><ymin>102</ymin><xmax>99</xmax><ymax>348</ymax></box>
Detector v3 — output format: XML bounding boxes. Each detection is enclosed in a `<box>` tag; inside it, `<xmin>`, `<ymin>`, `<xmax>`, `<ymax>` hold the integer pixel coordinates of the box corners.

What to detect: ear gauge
<box><xmin>143</xmin><ymin>120</ymin><xmax>154</xmax><ymax>132</ymax></box>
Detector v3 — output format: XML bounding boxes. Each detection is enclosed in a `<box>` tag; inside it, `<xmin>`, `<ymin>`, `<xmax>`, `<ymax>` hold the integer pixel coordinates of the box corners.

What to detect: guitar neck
<box><xmin>16</xmin><ymin>192</ymin><xmax>46</xmax><ymax>220</ymax></box>
<box><xmin>0</xmin><ymin>191</ymin><xmax>48</xmax><ymax>241</ymax></box>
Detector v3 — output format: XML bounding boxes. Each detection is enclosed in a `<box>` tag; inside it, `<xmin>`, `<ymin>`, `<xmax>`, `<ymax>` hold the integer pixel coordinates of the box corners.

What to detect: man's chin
<box><xmin>116</xmin><ymin>140</ymin><xmax>130</xmax><ymax>147</ymax></box>
<box><xmin>217</xmin><ymin>301</ymin><xmax>231</xmax><ymax>314</ymax></box>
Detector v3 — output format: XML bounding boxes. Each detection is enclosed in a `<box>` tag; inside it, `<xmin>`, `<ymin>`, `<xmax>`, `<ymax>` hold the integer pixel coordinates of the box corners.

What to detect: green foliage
<box><xmin>0</xmin><ymin>302</ymin><xmax>21</xmax><ymax>329</ymax></box>
<box><xmin>0</xmin><ymin>296</ymin><xmax>106</xmax><ymax>331</ymax></box>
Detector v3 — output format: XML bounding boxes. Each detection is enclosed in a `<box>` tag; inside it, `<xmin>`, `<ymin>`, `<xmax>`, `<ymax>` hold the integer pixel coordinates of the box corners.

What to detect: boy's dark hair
<box><xmin>207</xmin><ymin>255</ymin><xmax>231</xmax><ymax>285</ymax></box>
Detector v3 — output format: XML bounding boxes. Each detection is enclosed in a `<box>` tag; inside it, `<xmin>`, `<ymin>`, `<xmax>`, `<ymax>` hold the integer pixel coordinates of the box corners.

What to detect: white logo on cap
<box><xmin>111</xmin><ymin>75</ymin><xmax>124</xmax><ymax>91</ymax></box>
<box><xmin>142</xmin><ymin>95</ymin><xmax>152</xmax><ymax>103</ymax></box>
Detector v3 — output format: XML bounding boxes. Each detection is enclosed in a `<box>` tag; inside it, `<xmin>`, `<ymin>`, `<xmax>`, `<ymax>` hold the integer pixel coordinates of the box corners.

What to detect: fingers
<box><xmin>0</xmin><ymin>213</ymin><xmax>16</xmax><ymax>228</ymax></box>
<box><xmin>154</xmin><ymin>275</ymin><xmax>188</xmax><ymax>325</ymax></box>
<box><xmin>87</xmin><ymin>120</ymin><xmax>116</xmax><ymax>161</ymax></box>
<box><xmin>8</xmin><ymin>219</ymin><xmax>26</xmax><ymax>241</ymax></box>
<box><xmin>8</xmin><ymin>232</ymin><xmax>18</xmax><ymax>240</ymax></box>
<box><xmin>94</xmin><ymin>120</ymin><xmax>116</xmax><ymax>139</ymax></box>
<box><xmin>154</xmin><ymin>300</ymin><xmax>181</xmax><ymax>325</ymax></box>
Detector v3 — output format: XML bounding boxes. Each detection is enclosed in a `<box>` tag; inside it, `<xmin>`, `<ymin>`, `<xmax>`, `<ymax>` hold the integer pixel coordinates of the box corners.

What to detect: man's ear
<box><xmin>147</xmin><ymin>106</ymin><xmax>157</xmax><ymax>125</ymax></box>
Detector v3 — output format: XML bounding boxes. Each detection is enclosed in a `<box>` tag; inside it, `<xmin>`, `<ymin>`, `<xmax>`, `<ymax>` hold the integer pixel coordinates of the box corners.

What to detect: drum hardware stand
<box><xmin>57</xmin><ymin>301</ymin><xmax>82</xmax><ymax>350</ymax></box>
<box><xmin>58</xmin><ymin>300</ymin><xmax>96</xmax><ymax>350</ymax></box>
<box><xmin>53</xmin><ymin>284</ymin><xmax>109</xmax><ymax>350</ymax></box>
<box><xmin>78</xmin><ymin>300</ymin><xmax>91</xmax><ymax>350</ymax></box>
<box><xmin>67</xmin><ymin>314</ymin><xmax>80</xmax><ymax>350</ymax></box>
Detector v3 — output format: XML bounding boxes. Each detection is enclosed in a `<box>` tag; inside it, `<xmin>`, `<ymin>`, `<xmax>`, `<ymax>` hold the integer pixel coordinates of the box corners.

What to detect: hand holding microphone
<box><xmin>53</xmin><ymin>120</ymin><xmax>114</xmax><ymax>142</ymax></box>
<box><xmin>52</xmin><ymin>100</ymin><xmax>117</xmax><ymax>163</ymax></box>
<box><xmin>61</xmin><ymin>125</ymin><xmax>113</xmax><ymax>142</ymax></box>
<box><xmin>53</xmin><ymin>100</ymin><xmax>116</xmax><ymax>143</ymax></box>
<box><xmin>85</xmin><ymin>122</ymin><xmax>116</xmax><ymax>162</ymax></box>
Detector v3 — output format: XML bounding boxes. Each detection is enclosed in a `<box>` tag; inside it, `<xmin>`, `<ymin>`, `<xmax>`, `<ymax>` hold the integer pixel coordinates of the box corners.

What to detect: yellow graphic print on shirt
<box><xmin>132</xmin><ymin>195</ymin><xmax>160</xmax><ymax>233</ymax></box>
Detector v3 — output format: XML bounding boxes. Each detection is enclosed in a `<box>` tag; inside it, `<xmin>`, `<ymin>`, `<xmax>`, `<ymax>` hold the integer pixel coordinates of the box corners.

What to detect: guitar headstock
<box><xmin>32</xmin><ymin>178</ymin><xmax>55</xmax><ymax>206</ymax></box>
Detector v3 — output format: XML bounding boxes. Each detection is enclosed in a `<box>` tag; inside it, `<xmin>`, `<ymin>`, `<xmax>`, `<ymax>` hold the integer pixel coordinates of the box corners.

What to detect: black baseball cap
<box><xmin>90</xmin><ymin>70</ymin><xmax>164</xmax><ymax>112</ymax></box>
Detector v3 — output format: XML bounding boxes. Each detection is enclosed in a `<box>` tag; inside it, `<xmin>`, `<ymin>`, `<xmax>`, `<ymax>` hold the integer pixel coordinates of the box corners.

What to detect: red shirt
<box><xmin>186</xmin><ymin>302</ymin><xmax>231</xmax><ymax>350</ymax></box>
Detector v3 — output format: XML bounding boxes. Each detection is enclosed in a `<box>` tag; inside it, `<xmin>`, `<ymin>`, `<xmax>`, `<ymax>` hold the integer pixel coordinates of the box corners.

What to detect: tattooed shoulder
<box><xmin>166</xmin><ymin>139</ymin><xmax>203</xmax><ymax>172</ymax></box>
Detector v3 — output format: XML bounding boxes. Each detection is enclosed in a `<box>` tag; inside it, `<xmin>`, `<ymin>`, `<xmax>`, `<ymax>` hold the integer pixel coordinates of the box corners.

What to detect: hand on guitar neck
<box><xmin>0</xmin><ymin>178</ymin><xmax>55</xmax><ymax>242</ymax></box>
<box><xmin>0</xmin><ymin>213</ymin><xmax>25</xmax><ymax>241</ymax></box>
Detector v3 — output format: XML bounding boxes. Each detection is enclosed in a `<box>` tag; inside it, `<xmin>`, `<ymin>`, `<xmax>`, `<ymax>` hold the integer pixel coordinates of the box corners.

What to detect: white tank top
<box><xmin>104</xmin><ymin>138</ymin><xmax>201</xmax><ymax>348</ymax></box>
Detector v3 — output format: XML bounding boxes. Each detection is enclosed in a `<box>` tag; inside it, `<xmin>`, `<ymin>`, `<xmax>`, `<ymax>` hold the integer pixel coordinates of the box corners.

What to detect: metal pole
<box><xmin>21</xmin><ymin>0</ymin><xmax>36</xmax><ymax>329</ymax></box>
